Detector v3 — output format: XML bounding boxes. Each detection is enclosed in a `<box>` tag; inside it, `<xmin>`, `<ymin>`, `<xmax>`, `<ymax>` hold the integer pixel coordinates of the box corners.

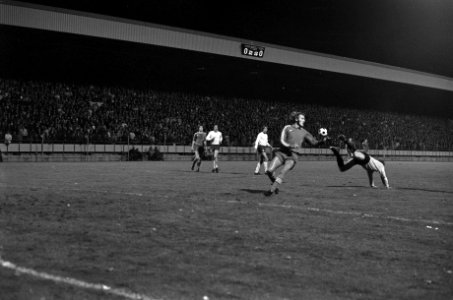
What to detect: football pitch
<box><xmin>0</xmin><ymin>160</ymin><xmax>452</xmax><ymax>300</ymax></box>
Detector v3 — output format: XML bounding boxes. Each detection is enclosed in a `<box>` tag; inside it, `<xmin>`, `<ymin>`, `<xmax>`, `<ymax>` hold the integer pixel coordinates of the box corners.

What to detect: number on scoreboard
<box><xmin>241</xmin><ymin>44</ymin><xmax>265</xmax><ymax>58</ymax></box>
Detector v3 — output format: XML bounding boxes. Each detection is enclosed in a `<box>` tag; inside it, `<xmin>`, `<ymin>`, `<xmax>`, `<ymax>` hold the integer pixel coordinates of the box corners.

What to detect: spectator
<box><xmin>4</xmin><ymin>132</ymin><xmax>12</xmax><ymax>146</ymax></box>
<box><xmin>0</xmin><ymin>78</ymin><xmax>451</xmax><ymax>151</ymax></box>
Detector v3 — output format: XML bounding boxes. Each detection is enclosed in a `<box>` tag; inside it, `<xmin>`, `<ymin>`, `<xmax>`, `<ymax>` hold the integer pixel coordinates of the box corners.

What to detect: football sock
<box><xmin>270</xmin><ymin>177</ymin><xmax>282</xmax><ymax>192</ymax></box>
<box><xmin>381</xmin><ymin>176</ymin><xmax>389</xmax><ymax>188</ymax></box>
<box><xmin>263</xmin><ymin>162</ymin><xmax>268</xmax><ymax>172</ymax></box>
<box><xmin>332</xmin><ymin>151</ymin><xmax>346</xmax><ymax>171</ymax></box>
<box><xmin>255</xmin><ymin>162</ymin><xmax>261</xmax><ymax>173</ymax></box>
<box><xmin>265</xmin><ymin>170</ymin><xmax>276</xmax><ymax>183</ymax></box>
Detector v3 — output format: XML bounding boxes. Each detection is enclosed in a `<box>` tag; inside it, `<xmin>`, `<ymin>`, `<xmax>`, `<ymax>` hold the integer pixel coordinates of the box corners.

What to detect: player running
<box><xmin>206</xmin><ymin>125</ymin><xmax>223</xmax><ymax>173</ymax></box>
<box><xmin>254</xmin><ymin>126</ymin><xmax>272</xmax><ymax>175</ymax></box>
<box><xmin>191</xmin><ymin>125</ymin><xmax>207</xmax><ymax>172</ymax></box>
<box><xmin>330</xmin><ymin>135</ymin><xmax>390</xmax><ymax>189</ymax></box>
<box><xmin>264</xmin><ymin>111</ymin><xmax>328</xmax><ymax>196</ymax></box>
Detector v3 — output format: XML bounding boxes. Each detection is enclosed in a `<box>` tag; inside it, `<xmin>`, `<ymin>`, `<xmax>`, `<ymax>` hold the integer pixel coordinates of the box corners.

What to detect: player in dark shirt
<box><xmin>330</xmin><ymin>135</ymin><xmax>390</xmax><ymax>188</ymax></box>
<box><xmin>265</xmin><ymin>111</ymin><xmax>327</xmax><ymax>196</ymax></box>
<box><xmin>191</xmin><ymin>126</ymin><xmax>207</xmax><ymax>172</ymax></box>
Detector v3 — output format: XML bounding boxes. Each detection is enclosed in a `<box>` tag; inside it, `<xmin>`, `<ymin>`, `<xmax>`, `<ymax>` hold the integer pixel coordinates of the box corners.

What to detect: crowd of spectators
<box><xmin>1</xmin><ymin>78</ymin><xmax>452</xmax><ymax>151</ymax></box>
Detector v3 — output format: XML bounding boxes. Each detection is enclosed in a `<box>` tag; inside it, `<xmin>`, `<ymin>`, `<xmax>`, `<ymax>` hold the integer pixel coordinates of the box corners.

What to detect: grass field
<box><xmin>0</xmin><ymin>160</ymin><xmax>452</xmax><ymax>300</ymax></box>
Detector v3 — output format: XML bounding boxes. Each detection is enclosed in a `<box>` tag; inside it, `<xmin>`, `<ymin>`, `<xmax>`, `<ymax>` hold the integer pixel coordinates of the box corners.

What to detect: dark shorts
<box><xmin>354</xmin><ymin>151</ymin><xmax>370</xmax><ymax>166</ymax></box>
<box><xmin>257</xmin><ymin>145</ymin><xmax>270</xmax><ymax>155</ymax></box>
<box><xmin>274</xmin><ymin>147</ymin><xmax>298</xmax><ymax>169</ymax></box>
<box><xmin>211</xmin><ymin>144</ymin><xmax>221</xmax><ymax>151</ymax></box>
<box><xmin>194</xmin><ymin>145</ymin><xmax>205</xmax><ymax>156</ymax></box>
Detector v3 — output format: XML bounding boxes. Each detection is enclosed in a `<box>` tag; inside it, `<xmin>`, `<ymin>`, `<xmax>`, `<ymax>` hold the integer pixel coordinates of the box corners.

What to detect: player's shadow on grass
<box><xmin>241</xmin><ymin>188</ymin><xmax>266</xmax><ymax>194</ymax></box>
<box><xmin>397</xmin><ymin>187</ymin><xmax>453</xmax><ymax>194</ymax></box>
<box><xmin>175</xmin><ymin>170</ymin><xmax>246</xmax><ymax>175</ymax></box>
<box><xmin>219</xmin><ymin>171</ymin><xmax>248</xmax><ymax>175</ymax></box>
<box><xmin>327</xmin><ymin>185</ymin><xmax>371</xmax><ymax>189</ymax></box>
<box><xmin>328</xmin><ymin>185</ymin><xmax>453</xmax><ymax>194</ymax></box>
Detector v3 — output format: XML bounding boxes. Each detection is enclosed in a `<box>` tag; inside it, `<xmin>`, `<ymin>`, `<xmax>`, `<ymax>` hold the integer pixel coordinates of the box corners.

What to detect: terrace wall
<box><xmin>1</xmin><ymin>143</ymin><xmax>452</xmax><ymax>162</ymax></box>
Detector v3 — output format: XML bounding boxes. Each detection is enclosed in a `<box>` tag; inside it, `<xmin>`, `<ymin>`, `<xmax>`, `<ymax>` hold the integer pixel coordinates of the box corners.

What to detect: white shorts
<box><xmin>363</xmin><ymin>156</ymin><xmax>386</xmax><ymax>178</ymax></box>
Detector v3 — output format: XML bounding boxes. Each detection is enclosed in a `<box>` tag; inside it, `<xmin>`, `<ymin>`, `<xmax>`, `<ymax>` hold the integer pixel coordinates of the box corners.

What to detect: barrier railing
<box><xmin>1</xmin><ymin>143</ymin><xmax>452</xmax><ymax>158</ymax></box>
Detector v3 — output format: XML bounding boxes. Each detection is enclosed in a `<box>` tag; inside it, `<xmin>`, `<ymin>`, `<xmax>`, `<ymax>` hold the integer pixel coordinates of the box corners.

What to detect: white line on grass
<box><xmin>0</xmin><ymin>258</ymin><xmax>160</xmax><ymax>300</ymax></box>
<box><xmin>225</xmin><ymin>200</ymin><xmax>453</xmax><ymax>226</ymax></box>
<box><xmin>0</xmin><ymin>183</ymin><xmax>144</xmax><ymax>197</ymax></box>
<box><xmin>1</xmin><ymin>183</ymin><xmax>452</xmax><ymax>227</ymax></box>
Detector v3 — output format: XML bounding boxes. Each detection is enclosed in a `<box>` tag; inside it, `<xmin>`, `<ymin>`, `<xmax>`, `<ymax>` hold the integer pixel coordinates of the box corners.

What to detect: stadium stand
<box><xmin>1</xmin><ymin>78</ymin><xmax>452</xmax><ymax>150</ymax></box>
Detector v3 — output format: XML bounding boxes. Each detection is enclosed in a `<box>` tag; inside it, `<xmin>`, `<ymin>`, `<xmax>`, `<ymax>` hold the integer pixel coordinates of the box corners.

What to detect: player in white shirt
<box><xmin>206</xmin><ymin>125</ymin><xmax>223</xmax><ymax>173</ymax></box>
<box><xmin>330</xmin><ymin>135</ymin><xmax>390</xmax><ymax>189</ymax></box>
<box><xmin>254</xmin><ymin>126</ymin><xmax>272</xmax><ymax>175</ymax></box>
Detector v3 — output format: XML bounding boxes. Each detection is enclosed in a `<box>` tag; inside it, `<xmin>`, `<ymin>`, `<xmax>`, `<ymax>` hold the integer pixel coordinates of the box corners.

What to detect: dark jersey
<box><xmin>280</xmin><ymin>125</ymin><xmax>320</xmax><ymax>155</ymax></box>
<box><xmin>193</xmin><ymin>132</ymin><xmax>207</xmax><ymax>146</ymax></box>
<box><xmin>354</xmin><ymin>151</ymin><xmax>371</xmax><ymax>166</ymax></box>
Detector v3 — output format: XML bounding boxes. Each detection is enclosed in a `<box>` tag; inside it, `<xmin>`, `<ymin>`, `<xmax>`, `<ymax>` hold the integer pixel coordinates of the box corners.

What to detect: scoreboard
<box><xmin>241</xmin><ymin>43</ymin><xmax>265</xmax><ymax>58</ymax></box>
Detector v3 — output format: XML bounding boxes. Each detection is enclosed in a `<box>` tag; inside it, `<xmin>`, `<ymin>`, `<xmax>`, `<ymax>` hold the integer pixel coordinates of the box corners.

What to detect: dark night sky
<box><xmin>17</xmin><ymin>0</ymin><xmax>453</xmax><ymax>77</ymax></box>
<box><xmin>2</xmin><ymin>1</ymin><xmax>452</xmax><ymax>116</ymax></box>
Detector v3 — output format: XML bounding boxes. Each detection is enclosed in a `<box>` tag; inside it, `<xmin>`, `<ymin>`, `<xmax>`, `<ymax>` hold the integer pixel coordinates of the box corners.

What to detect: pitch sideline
<box><xmin>0</xmin><ymin>258</ymin><xmax>160</xmax><ymax>300</ymax></box>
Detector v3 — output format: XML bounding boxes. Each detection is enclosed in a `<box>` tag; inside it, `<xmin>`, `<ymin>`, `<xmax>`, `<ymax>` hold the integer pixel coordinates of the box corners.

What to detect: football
<box><xmin>318</xmin><ymin>128</ymin><xmax>328</xmax><ymax>136</ymax></box>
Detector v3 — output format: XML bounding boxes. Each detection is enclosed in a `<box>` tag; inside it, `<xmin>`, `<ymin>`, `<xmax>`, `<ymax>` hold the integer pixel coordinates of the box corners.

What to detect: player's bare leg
<box><xmin>196</xmin><ymin>154</ymin><xmax>202</xmax><ymax>172</ymax></box>
<box><xmin>255</xmin><ymin>153</ymin><xmax>264</xmax><ymax>175</ymax></box>
<box><xmin>212</xmin><ymin>149</ymin><xmax>219</xmax><ymax>173</ymax></box>
<box><xmin>254</xmin><ymin>160</ymin><xmax>260</xmax><ymax>175</ymax></box>
<box><xmin>265</xmin><ymin>160</ymin><xmax>295</xmax><ymax>196</ymax></box>
<box><xmin>367</xmin><ymin>169</ymin><xmax>377</xmax><ymax>188</ymax></box>
<box><xmin>194</xmin><ymin>149</ymin><xmax>203</xmax><ymax>172</ymax></box>
<box><xmin>192</xmin><ymin>150</ymin><xmax>200</xmax><ymax>171</ymax></box>
<box><xmin>262</xmin><ymin>151</ymin><xmax>269</xmax><ymax>172</ymax></box>
<box><xmin>380</xmin><ymin>170</ymin><xmax>390</xmax><ymax>188</ymax></box>
<box><xmin>330</xmin><ymin>146</ymin><xmax>357</xmax><ymax>172</ymax></box>
<box><xmin>265</xmin><ymin>156</ymin><xmax>282</xmax><ymax>183</ymax></box>
<box><xmin>255</xmin><ymin>151</ymin><xmax>269</xmax><ymax>175</ymax></box>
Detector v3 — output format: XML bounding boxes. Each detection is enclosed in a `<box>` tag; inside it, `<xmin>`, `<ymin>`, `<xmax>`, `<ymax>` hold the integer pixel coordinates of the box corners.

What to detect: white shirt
<box><xmin>254</xmin><ymin>132</ymin><xmax>270</xmax><ymax>149</ymax></box>
<box><xmin>206</xmin><ymin>130</ymin><xmax>223</xmax><ymax>145</ymax></box>
<box><xmin>363</xmin><ymin>156</ymin><xmax>386</xmax><ymax>176</ymax></box>
<box><xmin>362</xmin><ymin>155</ymin><xmax>390</xmax><ymax>188</ymax></box>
